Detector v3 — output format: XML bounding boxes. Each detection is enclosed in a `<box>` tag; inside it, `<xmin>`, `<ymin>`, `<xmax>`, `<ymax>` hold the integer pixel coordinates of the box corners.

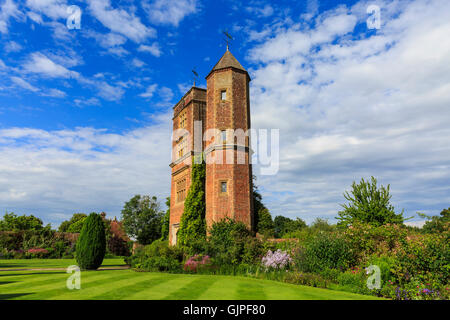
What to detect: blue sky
<box><xmin>0</xmin><ymin>0</ymin><xmax>449</xmax><ymax>228</ymax></box>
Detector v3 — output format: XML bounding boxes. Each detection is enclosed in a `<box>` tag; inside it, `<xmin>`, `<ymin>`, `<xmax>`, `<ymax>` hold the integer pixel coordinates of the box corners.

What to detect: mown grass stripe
<box><xmin>89</xmin><ymin>274</ymin><xmax>171</xmax><ymax>300</ymax></box>
<box><xmin>196</xmin><ymin>276</ymin><xmax>240</xmax><ymax>300</ymax></box>
<box><xmin>3</xmin><ymin>270</ymin><xmax>134</xmax><ymax>300</ymax></box>
<box><xmin>236</xmin><ymin>278</ymin><xmax>267</xmax><ymax>300</ymax></box>
<box><xmin>44</xmin><ymin>271</ymin><xmax>140</xmax><ymax>300</ymax></box>
<box><xmin>0</xmin><ymin>271</ymin><xmax>67</xmax><ymax>291</ymax></box>
<box><xmin>163</xmin><ymin>275</ymin><xmax>218</xmax><ymax>300</ymax></box>
<box><xmin>124</xmin><ymin>273</ymin><xmax>198</xmax><ymax>300</ymax></box>
<box><xmin>0</xmin><ymin>259</ymin><xmax>125</xmax><ymax>270</ymax></box>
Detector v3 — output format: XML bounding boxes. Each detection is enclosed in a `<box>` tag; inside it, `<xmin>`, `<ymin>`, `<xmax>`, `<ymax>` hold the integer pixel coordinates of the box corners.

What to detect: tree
<box><xmin>58</xmin><ymin>213</ymin><xmax>87</xmax><ymax>232</ymax></box>
<box><xmin>121</xmin><ymin>195</ymin><xmax>163</xmax><ymax>245</ymax></box>
<box><xmin>161</xmin><ymin>197</ymin><xmax>171</xmax><ymax>241</ymax></box>
<box><xmin>177</xmin><ymin>156</ymin><xmax>206</xmax><ymax>246</ymax></box>
<box><xmin>252</xmin><ymin>176</ymin><xmax>274</xmax><ymax>236</ymax></box>
<box><xmin>337</xmin><ymin>176</ymin><xmax>404</xmax><ymax>227</ymax></box>
<box><xmin>421</xmin><ymin>208</ymin><xmax>450</xmax><ymax>233</ymax></box>
<box><xmin>75</xmin><ymin>212</ymin><xmax>106</xmax><ymax>270</ymax></box>
<box><xmin>256</xmin><ymin>208</ymin><xmax>274</xmax><ymax>237</ymax></box>
<box><xmin>273</xmin><ymin>215</ymin><xmax>307</xmax><ymax>238</ymax></box>
<box><xmin>310</xmin><ymin>218</ymin><xmax>335</xmax><ymax>233</ymax></box>
<box><xmin>0</xmin><ymin>211</ymin><xmax>49</xmax><ymax>231</ymax></box>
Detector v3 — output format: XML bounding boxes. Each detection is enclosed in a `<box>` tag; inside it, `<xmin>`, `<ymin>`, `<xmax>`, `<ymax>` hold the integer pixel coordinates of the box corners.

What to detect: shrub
<box><xmin>284</xmin><ymin>272</ymin><xmax>330</xmax><ymax>288</ymax></box>
<box><xmin>126</xmin><ymin>240</ymin><xmax>183</xmax><ymax>273</ymax></box>
<box><xmin>319</xmin><ymin>268</ymin><xmax>341</xmax><ymax>282</ymax></box>
<box><xmin>337</xmin><ymin>270</ymin><xmax>370</xmax><ymax>295</ymax></box>
<box><xmin>27</xmin><ymin>248</ymin><xmax>49</xmax><ymax>258</ymax></box>
<box><xmin>184</xmin><ymin>254</ymin><xmax>213</xmax><ymax>273</ymax></box>
<box><xmin>343</xmin><ymin>221</ymin><xmax>407</xmax><ymax>261</ymax></box>
<box><xmin>293</xmin><ymin>231</ymin><xmax>356</xmax><ymax>273</ymax></box>
<box><xmin>206</xmin><ymin>219</ymin><xmax>263</xmax><ymax>266</ymax></box>
<box><xmin>393</xmin><ymin>232</ymin><xmax>449</xmax><ymax>287</ymax></box>
<box><xmin>75</xmin><ymin>213</ymin><xmax>106</xmax><ymax>270</ymax></box>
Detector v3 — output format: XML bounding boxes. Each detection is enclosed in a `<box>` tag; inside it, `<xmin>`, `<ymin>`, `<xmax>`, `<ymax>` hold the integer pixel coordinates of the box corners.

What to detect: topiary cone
<box><xmin>76</xmin><ymin>212</ymin><xmax>106</xmax><ymax>270</ymax></box>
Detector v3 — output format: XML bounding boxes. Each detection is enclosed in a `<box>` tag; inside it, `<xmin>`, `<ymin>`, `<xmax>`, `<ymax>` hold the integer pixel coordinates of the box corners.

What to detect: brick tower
<box><xmin>169</xmin><ymin>49</ymin><xmax>253</xmax><ymax>245</ymax></box>
<box><xmin>169</xmin><ymin>87</ymin><xmax>206</xmax><ymax>245</ymax></box>
<box><xmin>204</xmin><ymin>49</ymin><xmax>253</xmax><ymax>231</ymax></box>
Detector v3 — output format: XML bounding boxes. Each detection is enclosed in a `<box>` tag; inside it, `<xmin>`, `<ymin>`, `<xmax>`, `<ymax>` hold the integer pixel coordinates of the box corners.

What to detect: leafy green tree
<box><xmin>75</xmin><ymin>212</ymin><xmax>106</xmax><ymax>270</ymax></box>
<box><xmin>177</xmin><ymin>156</ymin><xmax>206</xmax><ymax>246</ymax></box>
<box><xmin>121</xmin><ymin>195</ymin><xmax>163</xmax><ymax>245</ymax></box>
<box><xmin>310</xmin><ymin>218</ymin><xmax>335</xmax><ymax>233</ymax></box>
<box><xmin>58</xmin><ymin>213</ymin><xmax>87</xmax><ymax>232</ymax></box>
<box><xmin>161</xmin><ymin>197</ymin><xmax>171</xmax><ymax>240</ymax></box>
<box><xmin>256</xmin><ymin>208</ymin><xmax>274</xmax><ymax>237</ymax></box>
<box><xmin>0</xmin><ymin>212</ymin><xmax>50</xmax><ymax>231</ymax></box>
<box><xmin>252</xmin><ymin>176</ymin><xmax>274</xmax><ymax>236</ymax></box>
<box><xmin>337</xmin><ymin>176</ymin><xmax>404</xmax><ymax>227</ymax></box>
<box><xmin>273</xmin><ymin>215</ymin><xmax>307</xmax><ymax>238</ymax></box>
<box><xmin>420</xmin><ymin>208</ymin><xmax>450</xmax><ymax>233</ymax></box>
<box><xmin>67</xmin><ymin>218</ymin><xmax>86</xmax><ymax>233</ymax></box>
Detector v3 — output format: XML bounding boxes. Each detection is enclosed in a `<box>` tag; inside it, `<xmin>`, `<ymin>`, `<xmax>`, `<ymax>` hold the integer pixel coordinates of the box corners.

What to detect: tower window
<box><xmin>221</xmin><ymin>90</ymin><xmax>226</xmax><ymax>101</ymax></box>
<box><xmin>179</xmin><ymin>112</ymin><xmax>186</xmax><ymax>129</ymax></box>
<box><xmin>221</xmin><ymin>181</ymin><xmax>227</xmax><ymax>193</ymax></box>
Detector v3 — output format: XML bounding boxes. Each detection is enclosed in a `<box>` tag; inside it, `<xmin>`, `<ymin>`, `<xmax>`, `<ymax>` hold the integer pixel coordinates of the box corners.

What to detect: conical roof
<box><xmin>206</xmin><ymin>50</ymin><xmax>248</xmax><ymax>78</ymax></box>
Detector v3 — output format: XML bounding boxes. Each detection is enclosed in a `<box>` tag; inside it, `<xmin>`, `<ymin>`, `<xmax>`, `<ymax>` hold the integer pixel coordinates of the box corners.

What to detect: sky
<box><xmin>0</xmin><ymin>0</ymin><xmax>449</xmax><ymax>228</ymax></box>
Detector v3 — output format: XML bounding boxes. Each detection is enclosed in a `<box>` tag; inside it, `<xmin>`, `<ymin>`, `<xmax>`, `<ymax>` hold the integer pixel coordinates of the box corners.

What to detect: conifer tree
<box><xmin>75</xmin><ymin>212</ymin><xmax>106</xmax><ymax>270</ymax></box>
<box><xmin>177</xmin><ymin>155</ymin><xmax>206</xmax><ymax>246</ymax></box>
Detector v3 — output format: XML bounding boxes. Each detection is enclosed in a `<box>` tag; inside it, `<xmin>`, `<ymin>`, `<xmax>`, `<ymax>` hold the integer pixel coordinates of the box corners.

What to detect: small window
<box><xmin>221</xmin><ymin>130</ymin><xmax>227</xmax><ymax>143</ymax></box>
<box><xmin>221</xmin><ymin>181</ymin><xmax>227</xmax><ymax>193</ymax></box>
<box><xmin>221</xmin><ymin>90</ymin><xmax>226</xmax><ymax>100</ymax></box>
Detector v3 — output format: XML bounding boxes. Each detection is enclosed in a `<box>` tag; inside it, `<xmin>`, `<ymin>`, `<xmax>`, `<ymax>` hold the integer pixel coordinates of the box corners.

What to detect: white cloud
<box><xmin>25</xmin><ymin>0</ymin><xmax>68</xmax><ymax>20</ymax></box>
<box><xmin>247</xmin><ymin>0</ymin><xmax>450</xmax><ymax>222</ymax></box>
<box><xmin>0</xmin><ymin>0</ymin><xmax>21</xmax><ymax>34</ymax></box>
<box><xmin>26</xmin><ymin>10</ymin><xmax>43</xmax><ymax>23</ymax></box>
<box><xmin>105</xmin><ymin>46</ymin><xmax>130</xmax><ymax>57</ymax></box>
<box><xmin>41</xmin><ymin>88</ymin><xmax>66</xmax><ymax>98</ymax></box>
<box><xmin>404</xmin><ymin>220</ymin><xmax>426</xmax><ymax>228</ymax></box>
<box><xmin>246</xmin><ymin>4</ymin><xmax>274</xmax><ymax>18</ymax></box>
<box><xmin>74</xmin><ymin>97</ymin><xmax>100</xmax><ymax>107</ymax></box>
<box><xmin>143</xmin><ymin>0</ymin><xmax>198</xmax><ymax>27</ymax></box>
<box><xmin>248</xmin><ymin>8</ymin><xmax>357</xmax><ymax>63</ymax></box>
<box><xmin>0</xmin><ymin>117</ymin><xmax>172</xmax><ymax>225</ymax></box>
<box><xmin>10</xmin><ymin>76</ymin><xmax>67</xmax><ymax>98</ymax></box>
<box><xmin>139</xmin><ymin>84</ymin><xmax>157</xmax><ymax>98</ymax></box>
<box><xmin>4</xmin><ymin>40</ymin><xmax>22</xmax><ymax>53</ymax></box>
<box><xmin>132</xmin><ymin>58</ymin><xmax>146</xmax><ymax>68</ymax></box>
<box><xmin>87</xmin><ymin>0</ymin><xmax>156</xmax><ymax>42</ymax></box>
<box><xmin>137</xmin><ymin>43</ymin><xmax>162</xmax><ymax>57</ymax></box>
<box><xmin>11</xmin><ymin>76</ymin><xmax>39</xmax><ymax>92</ymax></box>
<box><xmin>95</xmin><ymin>81</ymin><xmax>125</xmax><ymax>101</ymax></box>
<box><xmin>23</xmin><ymin>52</ymin><xmax>77</xmax><ymax>78</ymax></box>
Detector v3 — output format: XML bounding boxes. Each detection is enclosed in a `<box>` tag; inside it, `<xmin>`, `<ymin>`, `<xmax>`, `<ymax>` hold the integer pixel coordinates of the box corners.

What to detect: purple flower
<box><xmin>261</xmin><ymin>249</ymin><xmax>292</xmax><ymax>270</ymax></box>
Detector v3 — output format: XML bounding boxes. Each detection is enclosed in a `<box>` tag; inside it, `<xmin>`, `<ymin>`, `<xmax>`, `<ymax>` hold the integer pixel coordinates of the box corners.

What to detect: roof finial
<box><xmin>223</xmin><ymin>31</ymin><xmax>233</xmax><ymax>51</ymax></box>
<box><xmin>192</xmin><ymin>68</ymin><xmax>198</xmax><ymax>87</ymax></box>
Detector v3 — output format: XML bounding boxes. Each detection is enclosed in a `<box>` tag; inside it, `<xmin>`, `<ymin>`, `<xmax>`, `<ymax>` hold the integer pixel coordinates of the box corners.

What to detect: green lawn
<box><xmin>0</xmin><ymin>259</ymin><xmax>382</xmax><ymax>300</ymax></box>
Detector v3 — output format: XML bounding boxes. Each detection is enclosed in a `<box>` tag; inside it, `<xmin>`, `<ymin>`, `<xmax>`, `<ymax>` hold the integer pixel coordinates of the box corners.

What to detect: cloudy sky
<box><xmin>0</xmin><ymin>0</ymin><xmax>449</xmax><ymax>228</ymax></box>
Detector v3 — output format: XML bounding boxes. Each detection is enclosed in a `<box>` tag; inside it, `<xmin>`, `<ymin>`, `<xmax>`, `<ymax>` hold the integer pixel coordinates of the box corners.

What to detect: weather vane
<box><xmin>223</xmin><ymin>31</ymin><xmax>233</xmax><ymax>51</ymax></box>
<box><xmin>192</xmin><ymin>68</ymin><xmax>199</xmax><ymax>87</ymax></box>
